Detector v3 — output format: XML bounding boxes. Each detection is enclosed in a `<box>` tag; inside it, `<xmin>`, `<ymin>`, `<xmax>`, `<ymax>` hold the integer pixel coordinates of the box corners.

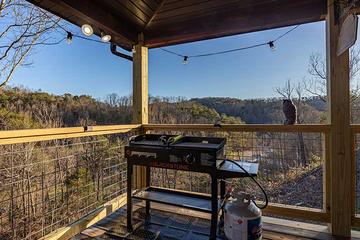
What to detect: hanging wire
<box><xmin>35</xmin><ymin>2</ymin><xmax>305</xmax><ymax>55</ymax></box>
<box><xmin>72</xmin><ymin>33</ymin><xmax>109</xmax><ymax>44</ymax></box>
<box><xmin>273</xmin><ymin>25</ymin><xmax>300</xmax><ymax>42</ymax></box>
<box><xmin>160</xmin><ymin>48</ymin><xmax>184</xmax><ymax>57</ymax></box>
<box><xmin>37</xmin><ymin>6</ymin><xmax>109</xmax><ymax>45</ymax></box>
<box><xmin>189</xmin><ymin>42</ymin><xmax>268</xmax><ymax>58</ymax></box>
<box><xmin>160</xmin><ymin>24</ymin><xmax>301</xmax><ymax>60</ymax></box>
<box><xmin>29</xmin><ymin>0</ymin><xmax>355</xmax><ymax>53</ymax></box>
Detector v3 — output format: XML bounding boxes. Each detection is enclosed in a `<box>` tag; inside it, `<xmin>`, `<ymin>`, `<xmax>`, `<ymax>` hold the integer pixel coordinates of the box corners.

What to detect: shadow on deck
<box><xmin>70</xmin><ymin>202</ymin><xmax>350</xmax><ymax>240</ymax></box>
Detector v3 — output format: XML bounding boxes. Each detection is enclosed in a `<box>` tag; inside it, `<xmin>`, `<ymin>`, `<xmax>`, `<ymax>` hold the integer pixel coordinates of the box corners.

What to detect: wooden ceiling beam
<box><xmin>28</xmin><ymin>0</ymin><xmax>139</xmax><ymax>49</ymax></box>
<box><xmin>143</xmin><ymin>0</ymin><xmax>166</xmax><ymax>30</ymax></box>
<box><xmin>144</xmin><ymin>0</ymin><xmax>327</xmax><ymax>48</ymax></box>
<box><xmin>27</xmin><ymin>0</ymin><xmax>328</xmax><ymax>49</ymax></box>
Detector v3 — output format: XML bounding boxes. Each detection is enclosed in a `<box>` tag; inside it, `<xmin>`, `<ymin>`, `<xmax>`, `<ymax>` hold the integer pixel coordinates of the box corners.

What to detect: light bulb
<box><xmin>100</xmin><ymin>32</ymin><xmax>111</xmax><ymax>42</ymax></box>
<box><xmin>66</xmin><ymin>31</ymin><xmax>73</xmax><ymax>45</ymax></box>
<box><xmin>183</xmin><ymin>56</ymin><xmax>189</xmax><ymax>64</ymax></box>
<box><xmin>268</xmin><ymin>41</ymin><xmax>275</xmax><ymax>51</ymax></box>
<box><xmin>81</xmin><ymin>24</ymin><xmax>93</xmax><ymax>36</ymax></box>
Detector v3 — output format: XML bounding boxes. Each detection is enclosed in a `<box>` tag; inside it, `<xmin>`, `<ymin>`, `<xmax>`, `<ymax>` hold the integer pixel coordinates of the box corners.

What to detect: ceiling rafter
<box><xmin>143</xmin><ymin>0</ymin><xmax>166</xmax><ymax>30</ymax></box>
<box><xmin>26</xmin><ymin>0</ymin><xmax>327</xmax><ymax>49</ymax></box>
<box><xmin>144</xmin><ymin>0</ymin><xmax>327</xmax><ymax>48</ymax></box>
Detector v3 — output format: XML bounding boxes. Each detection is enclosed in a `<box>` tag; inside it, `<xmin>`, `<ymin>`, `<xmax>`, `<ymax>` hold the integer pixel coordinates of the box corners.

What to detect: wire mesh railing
<box><xmin>0</xmin><ymin>124</ymin><xmax>332</xmax><ymax>239</ymax></box>
<box><xmin>145</xmin><ymin>125</ymin><xmax>326</xmax><ymax>213</ymax></box>
<box><xmin>0</xmin><ymin>129</ymin><xmax>139</xmax><ymax>240</ymax></box>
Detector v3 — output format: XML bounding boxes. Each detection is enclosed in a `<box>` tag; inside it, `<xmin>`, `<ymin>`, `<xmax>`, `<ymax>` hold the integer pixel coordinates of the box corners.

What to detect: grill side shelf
<box><xmin>216</xmin><ymin>160</ymin><xmax>259</xmax><ymax>178</ymax></box>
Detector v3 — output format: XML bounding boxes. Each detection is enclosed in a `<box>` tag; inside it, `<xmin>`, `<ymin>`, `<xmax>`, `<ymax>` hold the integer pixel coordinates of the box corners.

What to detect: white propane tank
<box><xmin>224</xmin><ymin>192</ymin><xmax>262</xmax><ymax>240</ymax></box>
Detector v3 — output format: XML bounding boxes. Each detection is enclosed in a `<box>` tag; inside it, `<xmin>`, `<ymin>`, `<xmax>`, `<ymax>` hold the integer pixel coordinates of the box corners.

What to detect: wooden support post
<box><xmin>326</xmin><ymin>0</ymin><xmax>351</xmax><ymax>237</ymax></box>
<box><xmin>323</xmin><ymin>132</ymin><xmax>331</xmax><ymax>214</ymax></box>
<box><xmin>132</xmin><ymin>34</ymin><xmax>149</xmax><ymax>189</ymax></box>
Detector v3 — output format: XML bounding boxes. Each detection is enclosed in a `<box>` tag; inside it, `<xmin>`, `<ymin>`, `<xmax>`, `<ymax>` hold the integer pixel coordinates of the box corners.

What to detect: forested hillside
<box><xmin>0</xmin><ymin>87</ymin><xmax>244</xmax><ymax>130</ymax></box>
<box><xmin>191</xmin><ymin>97</ymin><xmax>325</xmax><ymax>124</ymax></box>
<box><xmin>0</xmin><ymin>87</ymin><xmax>328</xmax><ymax>130</ymax></box>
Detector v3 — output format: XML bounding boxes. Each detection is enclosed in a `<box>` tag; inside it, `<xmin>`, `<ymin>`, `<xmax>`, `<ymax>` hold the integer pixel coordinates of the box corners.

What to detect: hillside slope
<box><xmin>191</xmin><ymin>97</ymin><xmax>325</xmax><ymax>124</ymax></box>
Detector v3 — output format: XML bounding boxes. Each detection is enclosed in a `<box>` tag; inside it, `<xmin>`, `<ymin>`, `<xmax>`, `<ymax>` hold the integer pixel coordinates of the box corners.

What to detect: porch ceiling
<box><xmin>27</xmin><ymin>0</ymin><xmax>327</xmax><ymax>50</ymax></box>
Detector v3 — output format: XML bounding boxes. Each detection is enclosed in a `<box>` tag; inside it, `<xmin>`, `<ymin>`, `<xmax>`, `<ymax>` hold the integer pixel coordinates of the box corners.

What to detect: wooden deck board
<box><xmin>70</xmin><ymin>202</ymin><xmax>345</xmax><ymax>240</ymax></box>
<box><xmin>263</xmin><ymin>231</ymin><xmax>311</xmax><ymax>240</ymax></box>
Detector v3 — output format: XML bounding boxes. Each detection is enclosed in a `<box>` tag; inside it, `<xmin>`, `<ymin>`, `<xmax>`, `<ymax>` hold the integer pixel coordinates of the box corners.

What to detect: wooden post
<box><xmin>132</xmin><ymin>34</ymin><xmax>148</xmax><ymax>189</ymax></box>
<box><xmin>326</xmin><ymin>0</ymin><xmax>351</xmax><ymax>237</ymax></box>
<box><xmin>132</xmin><ymin>37</ymin><xmax>148</xmax><ymax>125</ymax></box>
<box><xmin>323</xmin><ymin>132</ymin><xmax>331</xmax><ymax>214</ymax></box>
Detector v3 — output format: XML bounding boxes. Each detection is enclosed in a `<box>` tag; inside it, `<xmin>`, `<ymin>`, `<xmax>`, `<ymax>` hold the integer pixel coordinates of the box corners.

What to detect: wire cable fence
<box><xmin>148</xmin><ymin>129</ymin><xmax>325</xmax><ymax>210</ymax></box>
<box><xmin>0</xmin><ymin>130</ymin><xmax>139</xmax><ymax>240</ymax></box>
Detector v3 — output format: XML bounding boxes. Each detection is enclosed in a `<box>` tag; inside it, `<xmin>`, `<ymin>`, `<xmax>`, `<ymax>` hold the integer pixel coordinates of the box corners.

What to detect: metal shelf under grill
<box><xmin>132</xmin><ymin>187</ymin><xmax>217</xmax><ymax>213</ymax></box>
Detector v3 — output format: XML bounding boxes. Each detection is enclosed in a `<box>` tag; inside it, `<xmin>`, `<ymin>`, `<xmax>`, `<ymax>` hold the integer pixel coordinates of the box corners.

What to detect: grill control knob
<box><xmin>185</xmin><ymin>154</ymin><xmax>195</xmax><ymax>164</ymax></box>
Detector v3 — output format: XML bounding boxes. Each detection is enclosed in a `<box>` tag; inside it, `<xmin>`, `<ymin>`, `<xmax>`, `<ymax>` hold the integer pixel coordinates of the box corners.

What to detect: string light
<box><xmin>38</xmin><ymin>10</ymin><xmax>300</xmax><ymax>63</ymax></box>
<box><xmin>267</xmin><ymin>41</ymin><xmax>275</xmax><ymax>51</ymax></box>
<box><xmin>160</xmin><ymin>25</ymin><xmax>300</xmax><ymax>63</ymax></box>
<box><xmin>54</xmin><ymin>21</ymin><xmax>112</xmax><ymax>45</ymax></box>
<box><xmin>37</xmin><ymin>8</ymin><xmax>112</xmax><ymax>46</ymax></box>
<box><xmin>66</xmin><ymin>31</ymin><xmax>73</xmax><ymax>45</ymax></box>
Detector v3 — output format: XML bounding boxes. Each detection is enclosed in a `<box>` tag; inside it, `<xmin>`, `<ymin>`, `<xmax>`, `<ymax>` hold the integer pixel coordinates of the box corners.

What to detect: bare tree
<box><xmin>275</xmin><ymin>79</ymin><xmax>294</xmax><ymax>99</ymax></box>
<box><xmin>304</xmin><ymin>48</ymin><xmax>360</xmax><ymax>102</ymax></box>
<box><xmin>105</xmin><ymin>93</ymin><xmax>120</xmax><ymax>107</ymax></box>
<box><xmin>0</xmin><ymin>0</ymin><xmax>63</xmax><ymax>88</ymax></box>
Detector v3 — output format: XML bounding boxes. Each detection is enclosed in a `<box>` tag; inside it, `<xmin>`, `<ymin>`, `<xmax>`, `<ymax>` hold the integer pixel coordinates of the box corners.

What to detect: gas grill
<box><xmin>125</xmin><ymin>134</ymin><xmax>259</xmax><ymax>240</ymax></box>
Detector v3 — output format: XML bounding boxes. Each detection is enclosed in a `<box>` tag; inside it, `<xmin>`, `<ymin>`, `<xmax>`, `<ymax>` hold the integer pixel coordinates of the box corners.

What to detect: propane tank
<box><xmin>224</xmin><ymin>192</ymin><xmax>262</xmax><ymax>240</ymax></box>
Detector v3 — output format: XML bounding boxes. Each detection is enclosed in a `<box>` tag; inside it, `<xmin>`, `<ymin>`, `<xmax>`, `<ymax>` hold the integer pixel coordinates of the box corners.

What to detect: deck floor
<box><xmin>71</xmin><ymin>203</ymin><xmax>321</xmax><ymax>240</ymax></box>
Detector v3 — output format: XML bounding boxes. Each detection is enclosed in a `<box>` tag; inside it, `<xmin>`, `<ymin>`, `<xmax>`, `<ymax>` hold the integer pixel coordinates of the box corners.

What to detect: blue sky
<box><xmin>10</xmin><ymin>21</ymin><xmax>326</xmax><ymax>100</ymax></box>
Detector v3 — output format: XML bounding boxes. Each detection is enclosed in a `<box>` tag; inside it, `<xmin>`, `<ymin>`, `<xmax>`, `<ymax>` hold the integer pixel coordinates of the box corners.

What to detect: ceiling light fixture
<box><xmin>81</xmin><ymin>24</ymin><xmax>93</xmax><ymax>36</ymax></box>
<box><xmin>101</xmin><ymin>32</ymin><xmax>111</xmax><ymax>42</ymax></box>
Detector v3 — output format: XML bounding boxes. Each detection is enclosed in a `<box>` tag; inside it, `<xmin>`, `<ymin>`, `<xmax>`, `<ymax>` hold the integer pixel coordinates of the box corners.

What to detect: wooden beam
<box><xmin>132</xmin><ymin>38</ymin><xmax>149</xmax><ymax>125</ymax></box>
<box><xmin>350</xmin><ymin>124</ymin><xmax>360</xmax><ymax>132</ymax></box>
<box><xmin>143</xmin><ymin>124</ymin><xmax>331</xmax><ymax>133</ymax></box>
<box><xmin>263</xmin><ymin>203</ymin><xmax>330</xmax><ymax>223</ymax></box>
<box><xmin>324</xmin><ymin>132</ymin><xmax>331</xmax><ymax>214</ymax></box>
<box><xmin>263</xmin><ymin>216</ymin><xmax>329</xmax><ymax>234</ymax></box>
<box><xmin>143</xmin><ymin>0</ymin><xmax>165</xmax><ymax>30</ymax></box>
<box><xmin>0</xmin><ymin>128</ymin><xmax>138</xmax><ymax>145</ymax></box>
<box><xmin>326</xmin><ymin>0</ymin><xmax>352</xmax><ymax>237</ymax></box>
<box><xmin>0</xmin><ymin>124</ymin><xmax>141</xmax><ymax>145</ymax></box>
<box><xmin>144</xmin><ymin>0</ymin><xmax>326</xmax><ymax>48</ymax></box>
<box><xmin>132</xmin><ymin>35</ymin><xmax>149</xmax><ymax>189</ymax></box>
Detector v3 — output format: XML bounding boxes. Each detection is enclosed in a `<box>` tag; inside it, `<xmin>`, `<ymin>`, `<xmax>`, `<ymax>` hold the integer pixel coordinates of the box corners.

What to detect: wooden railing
<box><xmin>0</xmin><ymin>124</ymin><xmax>141</xmax><ymax>240</ymax></box>
<box><xmin>6</xmin><ymin>123</ymin><xmax>360</xmax><ymax>239</ymax></box>
<box><xmin>0</xmin><ymin>124</ymin><xmax>141</xmax><ymax>145</ymax></box>
<box><xmin>143</xmin><ymin>124</ymin><xmax>331</xmax><ymax>223</ymax></box>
